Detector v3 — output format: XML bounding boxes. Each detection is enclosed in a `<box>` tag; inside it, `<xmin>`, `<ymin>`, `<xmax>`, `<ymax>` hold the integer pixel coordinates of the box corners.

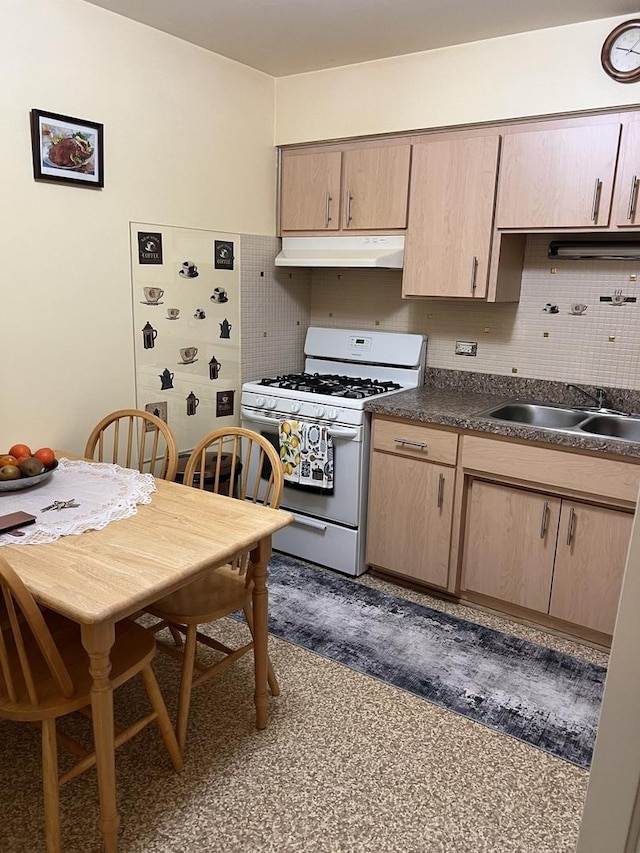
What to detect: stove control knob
<box><xmin>291</xmin><ymin>402</ymin><xmax>301</xmax><ymax>414</ymax></box>
<box><xmin>256</xmin><ymin>395</ymin><xmax>266</xmax><ymax>407</ymax></box>
<box><xmin>326</xmin><ymin>407</ymin><xmax>338</xmax><ymax>420</ymax></box>
<box><xmin>266</xmin><ymin>398</ymin><xmax>277</xmax><ymax>410</ymax></box>
<box><xmin>315</xmin><ymin>406</ymin><xmax>326</xmax><ymax>418</ymax></box>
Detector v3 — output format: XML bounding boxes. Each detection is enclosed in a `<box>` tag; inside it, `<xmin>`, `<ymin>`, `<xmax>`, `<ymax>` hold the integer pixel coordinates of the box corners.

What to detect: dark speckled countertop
<box><xmin>364</xmin><ymin>369</ymin><xmax>640</xmax><ymax>460</ymax></box>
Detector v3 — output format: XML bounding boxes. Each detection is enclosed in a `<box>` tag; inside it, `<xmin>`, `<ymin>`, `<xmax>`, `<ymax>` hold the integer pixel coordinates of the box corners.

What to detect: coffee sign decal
<box><xmin>216</xmin><ymin>390</ymin><xmax>235</xmax><ymax>418</ymax></box>
<box><xmin>138</xmin><ymin>232</ymin><xmax>163</xmax><ymax>265</ymax></box>
<box><xmin>214</xmin><ymin>240</ymin><xmax>234</xmax><ymax>270</ymax></box>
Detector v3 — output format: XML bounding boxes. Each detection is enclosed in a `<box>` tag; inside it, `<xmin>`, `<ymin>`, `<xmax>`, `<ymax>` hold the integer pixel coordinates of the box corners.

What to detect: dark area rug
<box><xmin>251</xmin><ymin>553</ymin><xmax>607</xmax><ymax>769</ymax></box>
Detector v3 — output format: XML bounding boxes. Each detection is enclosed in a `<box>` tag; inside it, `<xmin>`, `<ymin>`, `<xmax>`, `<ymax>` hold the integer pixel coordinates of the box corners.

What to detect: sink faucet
<box><xmin>567</xmin><ymin>384</ymin><xmax>608</xmax><ymax>409</ymax></box>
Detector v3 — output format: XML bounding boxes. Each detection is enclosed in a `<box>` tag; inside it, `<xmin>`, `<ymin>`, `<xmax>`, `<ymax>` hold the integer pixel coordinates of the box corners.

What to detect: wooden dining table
<box><xmin>2</xmin><ymin>472</ymin><xmax>293</xmax><ymax>852</ymax></box>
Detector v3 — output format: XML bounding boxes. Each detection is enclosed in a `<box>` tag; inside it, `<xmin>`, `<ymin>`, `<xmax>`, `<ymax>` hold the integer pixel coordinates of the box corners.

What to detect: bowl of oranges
<box><xmin>0</xmin><ymin>445</ymin><xmax>58</xmax><ymax>492</ymax></box>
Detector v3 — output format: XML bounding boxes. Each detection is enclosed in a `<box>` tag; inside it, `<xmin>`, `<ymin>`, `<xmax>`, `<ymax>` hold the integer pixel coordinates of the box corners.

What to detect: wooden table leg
<box><xmin>81</xmin><ymin>621</ymin><xmax>119</xmax><ymax>853</ymax></box>
<box><xmin>250</xmin><ymin>536</ymin><xmax>271</xmax><ymax>730</ymax></box>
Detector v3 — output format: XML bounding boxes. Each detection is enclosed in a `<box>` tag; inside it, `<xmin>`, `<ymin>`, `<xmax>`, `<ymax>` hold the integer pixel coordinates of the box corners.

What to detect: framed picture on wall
<box><xmin>30</xmin><ymin>109</ymin><xmax>104</xmax><ymax>188</ymax></box>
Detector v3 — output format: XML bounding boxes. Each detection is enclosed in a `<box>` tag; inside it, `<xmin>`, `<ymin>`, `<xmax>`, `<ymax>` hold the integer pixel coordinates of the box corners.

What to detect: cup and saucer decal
<box><xmin>210</xmin><ymin>287</ymin><xmax>228</xmax><ymax>304</ymax></box>
<box><xmin>179</xmin><ymin>347</ymin><xmax>198</xmax><ymax>365</ymax></box>
<box><xmin>569</xmin><ymin>303</ymin><xmax>588</xmax><ymax>315</ymax></box>
<box><xmin>179</xmin><ymin>261</ymin><xmax>199</xmax><ymax>279</ymax></box>
<box><xmin>141</xmin><ymin>287</ymin><xmax>164</xmax><ymax>305</ymax></box>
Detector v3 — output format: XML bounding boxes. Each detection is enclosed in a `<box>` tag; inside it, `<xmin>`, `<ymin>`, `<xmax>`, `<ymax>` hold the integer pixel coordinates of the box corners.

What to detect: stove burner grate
<box><xmin>258</xmin><ymin>372</ymin><xmax>402</xmax><ymax>399</ymax></box>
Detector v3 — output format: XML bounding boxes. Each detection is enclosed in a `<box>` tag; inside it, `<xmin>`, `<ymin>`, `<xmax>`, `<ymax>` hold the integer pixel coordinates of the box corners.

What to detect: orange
<box><xmin>9</xmin><ymin>443</ymin><xmax>31</xmax><ymax>459</ymax></box>
<box><xmin>34</xmin><ymin>447</ymin><xmax>56</xmax><ymax>467</ymax></box>
<box><xmin>0</xmin><ymin>454</ymin><xmax>17</xmax><ymax>467</ymax></box>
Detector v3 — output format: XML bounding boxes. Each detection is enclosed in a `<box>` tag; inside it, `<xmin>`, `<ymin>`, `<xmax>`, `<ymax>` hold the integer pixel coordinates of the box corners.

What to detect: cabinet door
<box><xmin>342</xmin><ymin>144</ymin><xmax>411</xmax><ymax>230</ymax></box>
<box><xmin>461</xmin><ymin>480</ymin><xmax>560</xmax><ymax>612</ymax></box>
<box><xmin>280</xmin><ymin>150</ymin><xmax>342</xmax><ymax>231</ymax></box>
<box><xmin>366</xmin><ymin>451</ymin><xmax>453</xmax><ymax>588</ymax></box>
<box><xmin>495</xmin><ymin>123</ymin><xmax>621</xmax><ymax>228</ymax></box>
<box><xmin>549</xmin><ymin>503</ymin><xmax>633</xmax><ymax>635</ymax></box>
<box><xmin>402</xmin><ymin>135</ymin><xmax>500</xmax><ymax>298</ymax></box>
<box><xmin>612</xmin><ymin>121</ymin><xmax>640</xmax><ymax>228</ymax></box>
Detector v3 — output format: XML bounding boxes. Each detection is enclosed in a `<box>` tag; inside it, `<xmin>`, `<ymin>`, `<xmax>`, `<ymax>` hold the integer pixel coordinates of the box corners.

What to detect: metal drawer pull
<box><xmin>628</xmin><ymin>175</ymin><xmax>639</xmax><ymax>221</ymax></box>
<box><xmin>539</xmin><ymin>501</ymin><xmax>549</xmax><ymax>539</ymax></box>
<box><xmin>566</xmin><ymin>507</ymin><xmax>576</xmax><ymax>546</ymax></box>
<box><xmin>345</xmin><ymin>191</ymin><xmax>353</xmax><ymax>225</ymax></box>
<box><xmin>590</xmin><ymin>178</ymin><xmax>602</xmax><ymax>222</ymax></box>
<box><xmin>394</xmin><ymin>438</ymin><xmax>428</xmax><ymax>451</ymax></box>
<box><xmin>325</xmin><ymin>191</ymin><xmax>332</xmax><ymax>227</ymax></box>
<box><xmin>470</xmin><ymin>256</ymin><xmax>478</xmax><ymax>294</ymax></box>
<box><xmin>437</xmin><ymin>473</ymin><xmax>445</xmax><ymax>509</ymax></box>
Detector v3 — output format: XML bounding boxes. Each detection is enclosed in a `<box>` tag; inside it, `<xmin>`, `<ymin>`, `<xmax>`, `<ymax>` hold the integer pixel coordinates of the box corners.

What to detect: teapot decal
<box><xmin>159</xmin><ymin>368</ymin><xmax>174</xmax><ymax>390</ymax></box>
<box><xmin>219</xmin><ymin>318</ymin><xmax>232</xmax><ymax>339</ymax></box>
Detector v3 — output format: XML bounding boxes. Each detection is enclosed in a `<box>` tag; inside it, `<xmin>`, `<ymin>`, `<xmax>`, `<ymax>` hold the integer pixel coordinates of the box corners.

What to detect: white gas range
<box><xmin>240</xmin><ymin>327</ymin><xmax>427</xmax><ymax>576</ymax></box>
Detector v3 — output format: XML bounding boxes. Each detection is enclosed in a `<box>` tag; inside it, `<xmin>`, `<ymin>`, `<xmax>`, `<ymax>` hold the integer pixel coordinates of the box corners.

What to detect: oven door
<box><xmin>240</xmin><ymin>407</ymin><xmax>363</xmax><ymax>527</ymax></box>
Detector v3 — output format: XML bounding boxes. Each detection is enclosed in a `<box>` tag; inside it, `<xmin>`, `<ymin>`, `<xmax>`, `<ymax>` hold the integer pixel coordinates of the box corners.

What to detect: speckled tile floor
<box><xmin>0</xmin><ymin>561</ymin><xmax>604</xmax><ymax>853</ymax></box>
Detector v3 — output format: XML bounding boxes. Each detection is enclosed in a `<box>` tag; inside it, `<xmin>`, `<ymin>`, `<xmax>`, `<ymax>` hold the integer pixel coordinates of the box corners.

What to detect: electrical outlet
<box><xmin>455</xmin><ymin>340</ymin><xmax>477</xmax><ymax>356</ymax></box>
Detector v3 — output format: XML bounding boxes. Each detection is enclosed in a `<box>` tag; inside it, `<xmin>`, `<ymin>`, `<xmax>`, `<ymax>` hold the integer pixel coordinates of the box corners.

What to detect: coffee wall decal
<box><xmin>142</xmin><ymin>321</ymin><xmax>157</xmax><ymax>349</ymax></box>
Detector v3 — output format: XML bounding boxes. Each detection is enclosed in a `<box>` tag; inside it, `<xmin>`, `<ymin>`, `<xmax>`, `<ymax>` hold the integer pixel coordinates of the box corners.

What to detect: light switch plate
<box><xmin>455</xmin><ymin>340</ymin><xmax>477</xmax><ymax>356</ymax></box>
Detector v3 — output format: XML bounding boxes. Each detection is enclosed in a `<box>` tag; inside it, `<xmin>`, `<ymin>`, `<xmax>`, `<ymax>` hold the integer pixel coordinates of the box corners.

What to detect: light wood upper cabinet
<box><xmin>549</xmin><ymin>503</ymin><xmax>633</xmax><ymax>635</ymax></box>
<box><xmin>280</xmin><ymin>150</ymin><xmax>342</xmax><ymax>231</ymax></box>
<box><xmin>402</xmin><ymin>135</ymin><xmax>500</xmax><ymax>298</ymax></box>
<box><xmin>341</xmin><ymin>145</ymin><xmax>411</xmax><ymax>230</ymax></box>
<box><xmin>612</xmin><ymin>121</ymin><xmax>640</xmax><ymax>228</ymax></box>
<box><xmin>280</xmin><ymin>143</ymin><xmax>411</xmax><ymax>233</ymax></box>
<box><xmin>461</xmin><ymin>480</ymin><xmax>559</xmax><ymax>612</ymax></box>
<box><xmin>495</xmin><ymin>123</ymin><xmax>621</xmax><ymax>229</ymax></box>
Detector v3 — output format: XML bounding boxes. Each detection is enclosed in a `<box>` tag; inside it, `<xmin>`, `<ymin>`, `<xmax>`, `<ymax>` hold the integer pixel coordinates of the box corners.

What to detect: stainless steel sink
<box><xmin>578</xmin><ymin>414</ymin><xmax>640</xmax><ymax>442</ymax></box>
<box><xmin>475</xmin><ymin>400</ymin><xmax>640</xmax><ymax>444</ymax></box>
<box><xmin>479</xmin><ymin>402</ymin><xmax>587</xmax><ymax>429</ymax></box>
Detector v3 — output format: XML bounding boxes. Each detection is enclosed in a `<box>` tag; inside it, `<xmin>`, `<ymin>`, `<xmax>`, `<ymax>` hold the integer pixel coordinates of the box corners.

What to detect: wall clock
<box><xmin>602</xmin><ymin>19</ymin><xmax>640</xmax><ymax>83</ymax></box>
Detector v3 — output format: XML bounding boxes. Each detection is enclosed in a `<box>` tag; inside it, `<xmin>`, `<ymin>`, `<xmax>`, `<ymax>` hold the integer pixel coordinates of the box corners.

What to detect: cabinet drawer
<box><xmin>462</xmin><ymin>434</ymin><xmax>640</xmax><ymax>503</ymax></box>
<box><xmin>372</xmin><ymin>418</ymin><xmax>458</xmax><ymax>465</ymax></box>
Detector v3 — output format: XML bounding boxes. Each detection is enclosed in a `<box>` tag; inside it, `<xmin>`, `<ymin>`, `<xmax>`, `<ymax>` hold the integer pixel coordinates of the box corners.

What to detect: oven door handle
<box><xmin>241</xmin><ymin>408</ymin><xmax>359</xmax><ymax>440</ymax></box>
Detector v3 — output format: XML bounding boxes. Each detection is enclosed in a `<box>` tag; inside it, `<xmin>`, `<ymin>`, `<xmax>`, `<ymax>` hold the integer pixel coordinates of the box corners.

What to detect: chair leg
<box><xmin>41</xmin><ymin>718</ymin><xmax>61</xmax><ymax>853</ymax></box>
<box><xmin>243</xmin><ymin>604</ymin><xmax>280</xmax><ymax>697</ymax></box>
<box><xmin>169</xmin><ymin>625</ymin><xmax>183</xmax><ymax>648</ymax></box>
<box><xmin>175</xmin><ymin>624</ymin><xmax>198</xmax><ymax>754</ymax></box>
<box><xmin>140</xmin><ymin>665</ymin><xmax>184</xmax><ymax>770</ymax></box>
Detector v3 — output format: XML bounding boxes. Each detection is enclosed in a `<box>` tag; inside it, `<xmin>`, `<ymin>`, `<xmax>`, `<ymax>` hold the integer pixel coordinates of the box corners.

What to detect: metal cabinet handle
<box><xmin>566</xmin><ymin>507</ymin><xmax>576</xmax><ymax>546</ymax></box>
<box><xmin>394</xmin><ymin>438</ymin><xmax>428</xmax><ymax>451</ymax></box>
<box><xmin>437</xmin><ymin>473</ymin><xmax>445</xmax><ymax>509</ymax></box>
<box><xmin>539</xmin><ymin>501</ymin><xmax>549</xmax><ymax>539</ymax></box>
<box><xmin>470</xmin><ymin>256</ymin><xmax>478</xmax><ymax>294</ymax></box>
<box><xmin>590</xmin><ymin>178</ymin><xmax>602</xmax><ymax>222</ymax></box>
<box><xmin>345</xmin><ymin>191</ymin><xmax>353</xmax><ymax>226</ymax></box>
<box><xmin>325</xmin><ymin>191</ymin><xmax>332</xmax><ymax>227</ymax></box>
<box><xmin>627</xmin><ymin>175</ymin><xmax>639</xmax><ymax>222</ymax></box>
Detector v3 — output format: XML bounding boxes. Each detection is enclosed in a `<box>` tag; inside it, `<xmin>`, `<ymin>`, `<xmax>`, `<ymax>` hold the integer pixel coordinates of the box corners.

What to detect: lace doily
<box><xmin>0</xmin><ymin>458</ymin><xmax>156</xmax><ymax>546</ymax></box>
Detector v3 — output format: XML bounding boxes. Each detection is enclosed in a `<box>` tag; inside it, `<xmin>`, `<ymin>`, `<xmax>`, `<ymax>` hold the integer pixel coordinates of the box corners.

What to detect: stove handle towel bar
<box><xmin>240</xmin><ymin>408</ymin><xmax>359</xmax><ymax>440</ymax></box>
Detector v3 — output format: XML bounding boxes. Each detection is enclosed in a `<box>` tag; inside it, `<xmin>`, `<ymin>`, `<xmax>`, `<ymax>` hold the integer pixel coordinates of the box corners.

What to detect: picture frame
<box><xmin>30</xmin><ymin>109</ymin><xmax>104</xmax><ymax>188</ymax></box>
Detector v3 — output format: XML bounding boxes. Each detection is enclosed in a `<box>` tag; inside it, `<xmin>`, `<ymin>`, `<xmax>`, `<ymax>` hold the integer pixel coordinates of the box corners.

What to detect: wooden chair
<box><xmin>0</xmin><ymin>555</ymin><xmax>183</xmax><ymax>853</ymax></box>
<box><xmin>84</xmin><ymin>408</ymin><xmax>178</xmax><ymax>481</ymax></box>
<box><xmin>144</xmin><ymin>427</ymin><xmax>284</xmax><ymax>752</ymax></box>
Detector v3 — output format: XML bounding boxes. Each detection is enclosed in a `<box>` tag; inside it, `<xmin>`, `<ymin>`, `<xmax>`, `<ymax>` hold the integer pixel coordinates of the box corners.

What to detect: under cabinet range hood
<box><xmin>274</xmin><ymin>235</ymin><xmax>405</xmax><ymax>268</ymax></box>
<box><xmin>549</xmin><ymin>240</ymin><xmax>640</xmax><ymax>260</ymax></box>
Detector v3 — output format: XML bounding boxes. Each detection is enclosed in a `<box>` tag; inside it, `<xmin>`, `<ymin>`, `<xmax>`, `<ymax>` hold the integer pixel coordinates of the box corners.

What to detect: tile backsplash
<box><xmin>240</xmin><ymin>235</ymin><xmax>311</xmax><ymax>382</ymax></box>
<box><xmin>309</xmin><ymin>235</ymin><xmax>640</xmax><ymax>390</ymax></box>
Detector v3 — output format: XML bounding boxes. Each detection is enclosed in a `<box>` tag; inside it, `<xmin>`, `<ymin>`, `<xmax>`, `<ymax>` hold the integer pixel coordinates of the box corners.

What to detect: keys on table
<box><xmin>40</xmin><ymin>499</ymin><xmax>80</xmax><ymax>512</ymax></box>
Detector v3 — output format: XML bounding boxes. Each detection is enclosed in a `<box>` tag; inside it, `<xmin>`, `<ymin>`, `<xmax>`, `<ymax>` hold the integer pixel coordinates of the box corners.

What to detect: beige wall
<box><xmin>0</xmin><ymin>0</ymin><xmax>275</xmax><ymax>454</ymax></box>
<box><xmin>275</xmin><ymin>15</ymin><xmax>640</xmax><ymax>144</ymax></box>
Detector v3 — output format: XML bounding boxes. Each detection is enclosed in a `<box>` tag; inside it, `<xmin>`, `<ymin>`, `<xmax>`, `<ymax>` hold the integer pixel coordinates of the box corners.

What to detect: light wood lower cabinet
<box><xmin>461</xmin><ymin>479</ymin><xmax>633</xmax><ymax>636</ymax></box>
<box><xmin>549</xmin><ymin>502</ymin><xmax>633</xmax><ymax>635</ymax></box>
<box><xmin>462</xmin><ymin>480</ymin><xmax>559</xmax><ymax>612</ymax></box>
<box><xmin>366</xmin><ymin>423</ymin><xmax>455</xmax><ymax>587</ymax></box>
